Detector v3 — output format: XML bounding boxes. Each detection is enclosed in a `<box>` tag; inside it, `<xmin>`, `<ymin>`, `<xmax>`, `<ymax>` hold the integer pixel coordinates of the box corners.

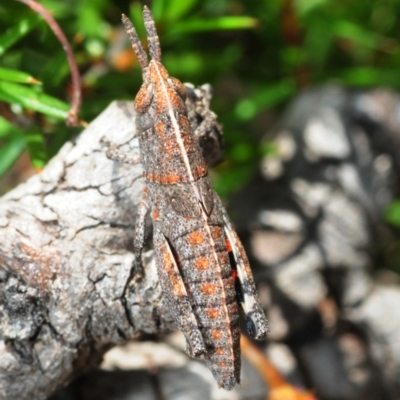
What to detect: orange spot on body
<box><xmin>188</xmin><ymin>231</ymin><xmax>204</xmax><ymax>245</ymax></box>
<box><xmin>163</xmin><ymin>139</ymin><xmax>176</xmax><ymax>155</ymax></box>
<box><xmin>162</xmin><ymin>247</ymin><xmax>185</xmax><ymax>297</ymax></box>
<box><xmin>196</xmin><ymin>164</ymin><xmax>207</xmax><ymax>177</ymax></box>
<box><xmin>152</xmin><ymin>209</ymin><xmax>160</xmax><ymax>220</ymax></box>
<box><xmin>161</xmin><ymin>247</ymin><xmax>172</xmax><ymax>267</ymax></box>
<box><xmin>218</xmin><ymin>361</ymin><xmax>227</xmax><ymax>368</ymax></box>
<box><xmin>220</xmin><ymin>252</ymin><xmax>229</xmax><ymax>265</ymax></box>
<box><xmin>212</xmin><ymin>227</ymin><xmax>222</xmax><ymax>240</ymax></box>
<box><xmin>195</xmin><ymin>257</ymin><xmax>210</xmax><ymax>270</ymax></box>
<box><xmin>211</xmin><ymin>330</ymin><xmax>223</xmax><ymax>340</ymax></box>
<box><xmin>228</xmin><ymin>303</ymin><xmax>238</xmax><ymax>315</ymax></box>
<box><xmin>146</xmin><ymin>172</ymin><xmax>181</xmax><ymax>184</ymax></box>
<box><xmin>206</xmin><ymin>308</ymin><xmax>220</xmax><ymax>319</ymax></box>
<box><xmin>182</xmin><ymin>135</ymin><xmax>194</xmax><ymax>152</ymax></box>
<box><xmin>201</xmin><ymin>283</ymin><xmax>216</xmax><ymax>295</ymax></box>
<box><xmin>215</xmin><ymin>347</ymin><xmax>225</xmax><ymax>356</ymax></box>
<box><xmin>225</xmin><ymin>277</ymin><xmax>234</xmax><ymax>290</ymax></box>
<box><xmin>162</xmin><ymin>173</ymin><xmax>181</xmax><ymax>184</ymax></box>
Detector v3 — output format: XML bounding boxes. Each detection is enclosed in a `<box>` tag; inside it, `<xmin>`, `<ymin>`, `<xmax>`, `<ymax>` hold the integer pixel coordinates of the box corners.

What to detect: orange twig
<box><xmin>241</xmin><ymin>335</ymin><xmax>318</xmax><ymax>400</ymax></box>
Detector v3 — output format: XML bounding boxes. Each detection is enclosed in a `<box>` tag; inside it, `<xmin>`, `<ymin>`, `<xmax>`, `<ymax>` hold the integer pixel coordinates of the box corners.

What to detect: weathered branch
<box><xmin>0</xmin><ymin>101</ymin><xmax>175</xmax><ymax>400</ymax></box>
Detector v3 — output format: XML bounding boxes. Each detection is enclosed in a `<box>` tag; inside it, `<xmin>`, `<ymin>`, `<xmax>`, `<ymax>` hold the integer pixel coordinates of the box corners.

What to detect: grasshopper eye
<box><xmin>134</xmin><ymin>83</ymin><xmax>154</xmax><ymax>113</ymax></box>
<box><xmin>168</xmin><ymin>77</ymin><xmax>187</xmax><ymax>100</ymax></box>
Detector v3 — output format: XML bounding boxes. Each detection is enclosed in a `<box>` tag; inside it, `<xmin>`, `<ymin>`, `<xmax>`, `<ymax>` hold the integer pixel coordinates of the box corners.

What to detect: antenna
<box><xmin>143</xmin><ymin>6</ymin><xmax>162</xmax><ymax>62</ymax></box>
<box><xmin>121</xmin><ymin>13</ymin><xmax>148</xmax><ymax>72</ymax></box>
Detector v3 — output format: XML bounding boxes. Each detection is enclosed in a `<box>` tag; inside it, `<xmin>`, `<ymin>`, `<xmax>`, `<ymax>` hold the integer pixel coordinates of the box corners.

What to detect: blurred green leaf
<box><xmin>164</xmin><ymin>52</ymin><xmax>204</xmax><ymax>77</ymax></box>
<box><xmin>25</xmin><ymin>131</ymin><xmax>46</xmax><ymax>169</ymax></box>
<box><xmin>229</xmin><ymin>142</ymin><xmax>254</xmax><ymax>162</ymax></box>
<box><xmin>260</xmin><ymin>141</ymin><xmax>278</xmax><ymax>157</ymax></box>
<box><xmin>129</xmin><ymin>1</ymin><xmax>146</xmax><ymax>39</ymax></box>
<box><xmin>0</xmin><ymin>14</ymin><xmax>42</xmax><ymax>56</ymax></box>
<box><xmin>0</xmin><ymin>135</ymin><xmax>25</xmax><ymax>176</ymax></box>
<box><xmin>0</xmin><ymin>117</ymin><xmax>16</xmax><ymax>138</ymax></box>
<box><xmin>151</xmin><ymin>0</ymin><xmax>166</xmax><ymax>21</ymax></box>
<box><xmin>235</xmin><ymin>78</ymin><xmax>296</xmax><ymax>121</ymax></box>
<box><xmin>213</xmin><ymin>163</ymin><xmax>255</xmax><ymax>198</ymax></box>
<box><xmin>163</xmin><ymin>0</ymin><xmax>198</xmax><ymax>21</ymax></box>
<box><xmin>0</xmin><ymin>67</ymin><xmax>41</xmax><ymax>84</ymax></box>
<box><xmin>0</xmin><ymin>81</ymin><xmax>69</xmax><ymax>120</ymax></box>
<box><xmin>338</xmin><ymin>67</ymin><xmax>400</xmax><ymax>87</ymax></box>
<box><xmin>385</xmin><ymin>200</ymin><xmax>400</xmax><ymax>227</ymax></box>
<box><xmin>77</xmin><ymin>3</ymin><xmax>103</xmax><ymax>37</ymax></box>
<box><xmin>39</xmin><ymin>50</ymin><xmax>70</xmax><ymax>89</ymax></box>
<box><xmin>2</xmin><ymin>0</ymin><xmax>400</xmax><ymax>202</ymax></box>
<box><xmin>303</xmin><ymin>16</ymin><xmax>334</xmax><ymax>70</ymax></box>
<box><xmin>296</xmin><ymin>0</ymin><xmax>330</xmax><ymax>16</ymax></box>
<box><xmin>333</xmin><ymin>20</ymin><xmax>382</xmax><ymax>50</ymax></box>
<box><xmin>167</xmin><ymin>16</ymin><xmax>258</xmax><ymax>36</ymax></box>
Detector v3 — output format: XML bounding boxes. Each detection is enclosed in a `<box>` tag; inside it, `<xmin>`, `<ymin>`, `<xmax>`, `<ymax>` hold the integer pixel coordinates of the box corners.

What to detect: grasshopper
<box><xmin>111</xmin><ymin>7</ymin><xmax>268</xmax><ymax>390</ymax></box>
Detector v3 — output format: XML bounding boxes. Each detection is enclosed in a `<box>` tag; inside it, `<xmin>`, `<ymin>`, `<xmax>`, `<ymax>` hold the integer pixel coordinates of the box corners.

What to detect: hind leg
<box><xmin>153</xmin><ymin>229</ymin><xmax>206</xmax><ymax>357</ymax></box>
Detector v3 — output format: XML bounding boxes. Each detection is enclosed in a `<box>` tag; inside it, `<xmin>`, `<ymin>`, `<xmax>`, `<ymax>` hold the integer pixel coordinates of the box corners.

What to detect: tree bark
<box><xmin>0</xmin><ymin>101</ymin><xmax>175</xmax><ymax>400</ymax></box>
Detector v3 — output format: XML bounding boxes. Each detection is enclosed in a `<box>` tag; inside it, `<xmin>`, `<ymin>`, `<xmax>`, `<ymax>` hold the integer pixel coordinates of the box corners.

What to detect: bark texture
<box><xmin>0</xmin><ymin>101</ymin><xmax>175</xmax><ymax>400</ymax></box>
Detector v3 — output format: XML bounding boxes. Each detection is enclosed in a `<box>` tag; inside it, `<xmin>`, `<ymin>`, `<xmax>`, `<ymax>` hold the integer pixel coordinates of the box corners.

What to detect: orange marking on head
<box><xmin>148</xmin><ymin>60</ymin><xmax>185</xmax><ymax>114</ymax></box>
<box><xmin>149</xmin><ymin>60</ymin><xmax>168</xmax><ymax>81</ymax></box>
<box><xmin>134</xmin><ymin>84</ymin><xmax>152</xmax><ymax>112</ymax></box>
<box><xmin>154</xmin><ymin>121</ymin><xmax>166</xmax><ymax>138</ymax></box>
<box><xmin>188</xmin><ymin>231</ymin><xmax>204</xmax><ymax>245</ymax></box>
<box><xmin>168</xmin><ymin>87</ymin><xmax>184</xmax><ymax>109</ymax></box>
<box><xmin>206</xmin><ymin>308</ymin><xmax>220</xmax><ymax>319</ymax></box>
<box><xmin>179</xmin><ymin>115</ymin><xmax>190</xmax><ymax>131</ymax></box>
<box><xmin>195</xmin><ymin>257</ymin><xmax>210</xmax><ymax>271</ymax></box>
<box><xmin>201</xmin><ymin>283</ymin><xmax>216</xmax><ymax>295</ymax></box>
<box><xmin>211</xmin><ymin>330</ymin><xmax>223</xmax><ymax>340</ymax></box>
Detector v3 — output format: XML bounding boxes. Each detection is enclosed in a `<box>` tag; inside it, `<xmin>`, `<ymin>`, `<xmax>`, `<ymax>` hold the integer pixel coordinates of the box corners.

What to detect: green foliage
<box><xmin>1</xmin><ymin>0</ymin><xmax>400</xmax><ymax>198</ymax></box>
<box><xmin>385</xmin><ymin>201</ymin><xmax>400</xmax><ymax>228</ymax></box>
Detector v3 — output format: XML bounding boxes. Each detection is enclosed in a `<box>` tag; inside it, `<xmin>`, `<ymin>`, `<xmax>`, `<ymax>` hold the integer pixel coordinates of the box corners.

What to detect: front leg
<box><xmin>193</xmin><ymin>112</ymin><xmax>224</xmax><ymax>167</ymax></box>
<box><xmin>106</xmin><ymin>143</ymin><xmax>141</xmax><ymax>166</ymax></box>
<box><xmin>193</xmin><ymin>112</ymin><xmax>220</xmax><ymax>140</ymax></box>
